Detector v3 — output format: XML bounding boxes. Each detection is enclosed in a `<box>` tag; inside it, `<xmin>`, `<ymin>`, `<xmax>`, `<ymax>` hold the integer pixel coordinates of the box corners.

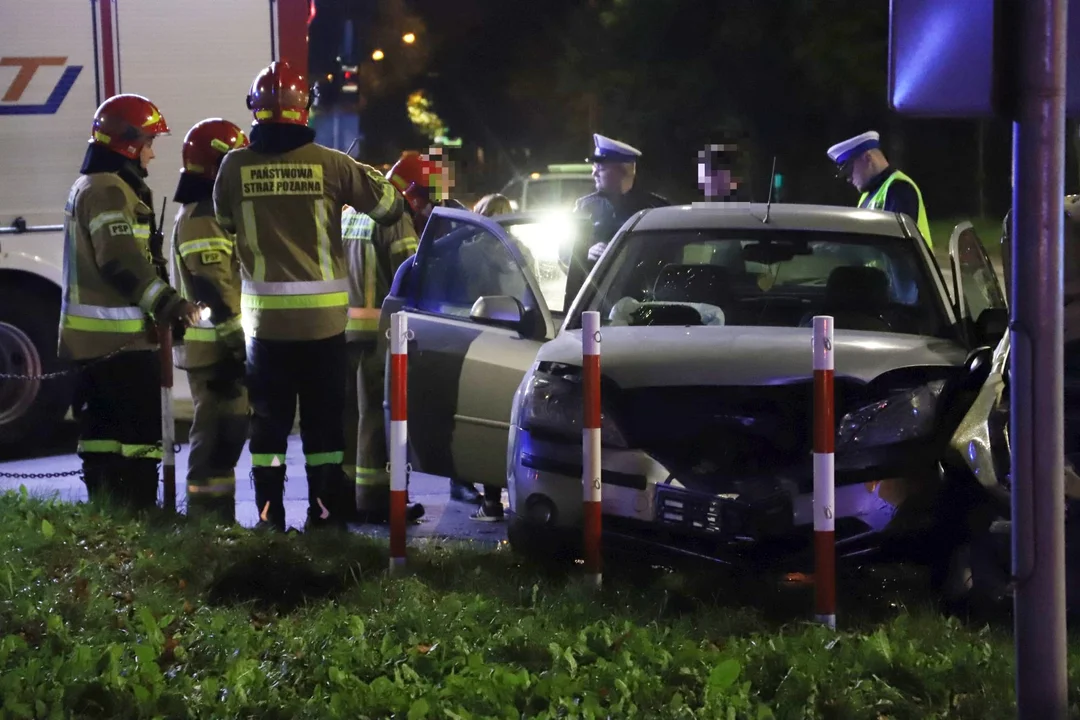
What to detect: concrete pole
<box><xmin>1010</xmin><ymin>0</ymin><xmax>1069</xmax><ymax>716</ymax></box>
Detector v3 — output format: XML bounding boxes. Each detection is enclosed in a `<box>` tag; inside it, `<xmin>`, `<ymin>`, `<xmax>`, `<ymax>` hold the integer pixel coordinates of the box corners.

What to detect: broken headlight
<box><xmin>519</xmin><ymin>366</ymin><xmax>628</xmax><ymax>448</ymax></box>
<box><xmin>836</xmin><ymin>380</ymin><xmax>947</xmax><ymax>450</ymax></box>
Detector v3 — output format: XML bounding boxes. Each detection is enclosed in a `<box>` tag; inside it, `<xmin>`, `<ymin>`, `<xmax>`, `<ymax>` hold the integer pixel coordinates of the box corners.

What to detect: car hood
<box><xmin>539</xmin><ymin>326</ymin><xmax>968</xmax><ymax>387</ymax></box>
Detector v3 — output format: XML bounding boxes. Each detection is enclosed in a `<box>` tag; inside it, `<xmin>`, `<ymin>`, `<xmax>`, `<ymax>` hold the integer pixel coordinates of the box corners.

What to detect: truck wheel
<box><xmin>0</xmin><ymin>285</ymin><xmax>75</xmax><ymax>445</ymax></box>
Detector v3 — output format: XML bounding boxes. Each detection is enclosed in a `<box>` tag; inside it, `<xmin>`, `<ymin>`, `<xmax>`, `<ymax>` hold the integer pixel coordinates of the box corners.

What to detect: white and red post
<box><xmin>389</xmin><ymin>312</ymin><xmax>409</xmax><ymax>573</ymax></box>
<box><xmin>582</xmin><ymin>310</ymin><xmax>603</xmax><ymax>587</ymax></box>
<box><xmin>158</xmin><ymin>323</ymin><xmax>176</xmax><ymax>512</ymax></box>
<box><xmin>813</xmin><ymin>315</ymin><xmax>836</xmax><ymax>628</ymax></box>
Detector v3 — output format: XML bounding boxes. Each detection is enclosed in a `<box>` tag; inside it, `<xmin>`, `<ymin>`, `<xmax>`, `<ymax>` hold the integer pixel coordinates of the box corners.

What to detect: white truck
<box><xmin>0</xmin><ymin>0</ymin><xmax>311</xmax><ymax>445</ymax></box>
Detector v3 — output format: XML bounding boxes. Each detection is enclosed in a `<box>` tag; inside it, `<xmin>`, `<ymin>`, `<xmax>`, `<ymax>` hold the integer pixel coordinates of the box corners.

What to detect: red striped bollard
<box><xmin>582</xmin><ymin>310</ymin><xmax>602</xmax><ymax>587</ymax></box>
<box><xmin>389</xmin><ymin>311</ymin><xmax>410</xmax><ymax>573</ymax></box>
<box><xmin>813</xmin><ymin>315</ymin><xmax>836</xmax><ymax>629</ymax></box>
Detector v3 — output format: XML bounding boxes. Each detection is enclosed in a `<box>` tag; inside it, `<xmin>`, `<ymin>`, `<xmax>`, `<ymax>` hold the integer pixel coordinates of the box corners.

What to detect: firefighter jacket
<box><xmin>342</xmin><ymin>207</ymin><xmax>418</xmax><ymax>344</ymax></box>
<box><xmin>60</xmin><ymin>172</ymin><xmax>183</xmax><ymax>361</ymax></box>
<box><xmin>170</xmin><ymin>199</ymin><xmax>244</xmax><ymax>369</ymax></box>
<box><xmin>212</xmin><ymin>142</ymin><xmax>404</xmax><ymax>342</ymax></box>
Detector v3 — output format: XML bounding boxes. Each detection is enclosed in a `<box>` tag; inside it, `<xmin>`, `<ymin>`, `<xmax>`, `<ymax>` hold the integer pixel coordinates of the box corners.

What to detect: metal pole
<box><xmin>813</xmin><ymin>315</ymin><xmax>836</xmax><ymax>629</ymax></box>
<box><xmin>158</xmin><ymin>323</ymin><xmax>176</xmax><ymax>512</ymax></box>
<box><xmin>581</xmin><ymin>310</ymin><xmax>602</xmax><ymax>587</ymax></box>
<box><xmin>388</xmin><ymin>312</ymin><xmax>409</xmax><ymax>573</ymax></box>
<box><xmin>1011</xmin><ymin>0</ymin><xmax>1068</xmax><ymax>715</ymax></box>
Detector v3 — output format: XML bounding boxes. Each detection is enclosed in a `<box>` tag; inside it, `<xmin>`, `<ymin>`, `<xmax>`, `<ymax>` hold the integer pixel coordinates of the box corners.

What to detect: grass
<box><xmin>3</xmin><ymin>488</ymin><xmax>1080</xmax><ymax>719</ymax></box>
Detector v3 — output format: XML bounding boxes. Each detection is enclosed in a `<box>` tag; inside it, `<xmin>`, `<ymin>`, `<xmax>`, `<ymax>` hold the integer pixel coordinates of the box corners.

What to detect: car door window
<box><xmin>413</xmin><ymin>220</ymin><xmax>532</xmax><ymax>319</ymax></box>
<box><xmin>504</xmin><ymin>216</ymin><xmax>583</xmax><ymax>314</ymax></box>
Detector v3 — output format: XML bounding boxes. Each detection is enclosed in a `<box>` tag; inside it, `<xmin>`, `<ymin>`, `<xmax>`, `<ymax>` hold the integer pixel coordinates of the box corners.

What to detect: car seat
<box><xmin>800</xmin><ymin>265</ymin><xmax>893</xmax><ymax>331</ymax></box>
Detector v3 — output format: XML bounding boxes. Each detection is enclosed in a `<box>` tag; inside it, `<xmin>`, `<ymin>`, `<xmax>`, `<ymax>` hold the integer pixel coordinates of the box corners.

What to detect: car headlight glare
<box><xmin>520</xmin><ymin>370</ymin><xmax>628</xmax><ymax>448</ymax></box>
<box><xmin>837</xmin><ymin>380</ymin><xmax>946</xmax><ymax>449</ymax></box>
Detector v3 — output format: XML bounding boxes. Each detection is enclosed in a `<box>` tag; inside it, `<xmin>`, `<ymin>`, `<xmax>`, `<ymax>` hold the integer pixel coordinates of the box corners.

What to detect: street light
<box><xmin>372</xmin><ymin>49</ymin><xmax>385</xmax><ymax>61</ymax></box>
<box><xmin>402</xmin><ymin>32</ymin><xmax>416</xmax><ymax>44</ymax></box>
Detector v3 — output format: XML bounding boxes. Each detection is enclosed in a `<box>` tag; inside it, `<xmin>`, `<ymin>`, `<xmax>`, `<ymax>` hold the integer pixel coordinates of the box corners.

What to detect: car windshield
<box><xmin>570</xmin><ymin>228</ymin><xmax>951</xmax><ymax>337</ymax></box>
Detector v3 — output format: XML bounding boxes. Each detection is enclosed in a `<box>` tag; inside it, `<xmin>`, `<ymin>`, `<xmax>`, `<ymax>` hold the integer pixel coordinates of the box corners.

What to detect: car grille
<box><xmin>613</xmin><ymin>382</ymin><xmax>866</xmax><ymax>480</ymax></box>
<box><xmin>655</xmin><ymin>483</ymin><xmax>794</xmax><ymax>538</ymax></box>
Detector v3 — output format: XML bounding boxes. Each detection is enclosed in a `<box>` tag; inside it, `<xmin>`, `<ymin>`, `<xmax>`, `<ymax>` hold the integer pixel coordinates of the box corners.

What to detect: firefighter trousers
<box><xmin>185</xmin><ymin>365</ymin><xmax>249</xmax><ymax>524</ymax></box>
<box><xmin>74</xmin><ymin>349</ymin><xmax>162</xmax><ymax>510</ymax></box>
<box><xmin>346</xmin><ymin>340</ymin><xmax>391</xmax><ymax>509</ymax></box>
<box><xmin>247</xmin><ymin>333</ymin><xmax>349</xmax><ymax>530</ymax></box>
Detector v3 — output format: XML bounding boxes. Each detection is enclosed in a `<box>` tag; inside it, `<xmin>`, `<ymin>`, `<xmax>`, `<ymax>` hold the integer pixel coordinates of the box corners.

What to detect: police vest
<box><xmin>859</xmin><ymin>170</ymin><xmax>932</xmax><ymax>249</ymax></box>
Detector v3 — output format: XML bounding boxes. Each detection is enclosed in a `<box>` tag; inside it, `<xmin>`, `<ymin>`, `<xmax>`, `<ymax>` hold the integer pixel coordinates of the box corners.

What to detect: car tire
<box><xmin>0</xmin><ymin>283</ymin><xmax>75</xmax><ymax>446</ymax></box>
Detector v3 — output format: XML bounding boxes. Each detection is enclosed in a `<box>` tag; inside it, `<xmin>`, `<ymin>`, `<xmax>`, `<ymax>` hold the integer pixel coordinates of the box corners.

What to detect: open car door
<box><xmin>380</xmin><ymin>207</ymin><xmax>577</xmax><ymax>488</ymax></box>
<box><xmin>949</xmin><ymin>221</ymin><xmax>1009</xmax><ymax>348</ymax></box>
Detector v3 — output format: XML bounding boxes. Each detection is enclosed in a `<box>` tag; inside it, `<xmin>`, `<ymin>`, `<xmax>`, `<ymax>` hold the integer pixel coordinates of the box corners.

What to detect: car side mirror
<box><xmin>975</xmin><ymin>307</ymin><xmax>1008</xmax><ymax>346</ymax></box>
<box><xmin>470</xmin><ymin>295</ymin><xmax>527</xmax><ymax>334</ymax></box>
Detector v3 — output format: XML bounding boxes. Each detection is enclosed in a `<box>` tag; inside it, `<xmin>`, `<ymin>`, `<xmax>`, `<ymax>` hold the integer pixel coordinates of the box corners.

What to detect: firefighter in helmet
<box><xmin>383</xmin><ymin>150</ymin><xmax>484</xmax><ymax>505</ymax></box>
<box><xmin>212</xmin><ymin>60</ymin><xmax>404</xmax><ymax>533</ymax></box>
<box><xmin>61</xmin><ymin>94</ymin><xmax>202</xmax><ymax>508</ymax></box>
<box><xmin>171</xmin><ymin>118</ymin><xmax>251</xmax><ymax>524</ymax></box>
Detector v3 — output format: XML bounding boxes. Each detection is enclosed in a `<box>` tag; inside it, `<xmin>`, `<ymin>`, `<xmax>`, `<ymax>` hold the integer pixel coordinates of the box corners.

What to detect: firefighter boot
<box><xmin>355</xmin><ymin>484</ymin><xmax>425</xmax><ymax>525</ymax></box>
<box><xmin>122</xmin><ymin>457</ymin><xmax>161</xmax><ymax>512</ymax></box>
<box><xmin>304</xmin><ymin>465</ymin><xmax>349</xmax><ymax>533</ymax></box>
<box><xmin>82</xmin><ymin>457</ymin><xmax>118</xmax><ymax>505</ymax></box>
<box><xmin>252</xmin><ymin>467</ymin><xmax>287</xmax><ymax>532</ymax></box>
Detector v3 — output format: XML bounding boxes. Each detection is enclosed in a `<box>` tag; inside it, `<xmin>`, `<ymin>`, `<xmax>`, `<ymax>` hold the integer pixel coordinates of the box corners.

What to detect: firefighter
<box><xmin>171</xmin><ymin>118</ymin><xmax>251</xmax><ymax>524</ymax></box>
<box><xmin>213</xmin><ymin>60</ymin><xmax>403</xmax><ymax>533</ymax></box>
<box><xmin>61</xmin><ymin>94</ymin><xmax>202</xmax><ymax>509</ymax></box>
<box><xmin>826</xmin><ymin>130</ymin><xmax>932</xmax><ymax>248</ymax></box>
<box><xmin>384</xmin><ymin>150</ymin><xmax>482</xmax><ymax>504</ymax></box>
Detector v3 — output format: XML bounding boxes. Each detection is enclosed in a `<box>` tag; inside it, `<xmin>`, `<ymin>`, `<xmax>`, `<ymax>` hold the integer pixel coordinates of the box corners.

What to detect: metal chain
<box><xmin>0</xmin><ymin>442</ymin><xmax>181</xmax><ymax>480</ymax></box>
<box><xmin>0</xmin><ymin>338</ymin><xmax>144</xmax><ymax>382</ymax></box>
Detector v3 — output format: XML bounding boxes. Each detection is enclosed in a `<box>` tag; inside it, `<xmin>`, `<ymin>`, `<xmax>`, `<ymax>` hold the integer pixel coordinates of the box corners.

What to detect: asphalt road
<box><xmin>0</xmin><ymin>425</ymin><xmax>507</xmax><ymax>545</ymax></box>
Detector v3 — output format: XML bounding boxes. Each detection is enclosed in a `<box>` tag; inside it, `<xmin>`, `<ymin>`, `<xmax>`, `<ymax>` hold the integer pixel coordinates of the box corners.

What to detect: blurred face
<box><xmin>698</xmin><ymin>165</ymin><xmax>733</xmax><ymax>198</ymax></box>
<box><xmin>139</xmin><ymin>137</ymin><xmax>156</xmax><ymax>171</ymax></box>
<box><xmin>592</xmin><ymin>160</ymin><xmax>633</xmax><ymax>195</ymax></box>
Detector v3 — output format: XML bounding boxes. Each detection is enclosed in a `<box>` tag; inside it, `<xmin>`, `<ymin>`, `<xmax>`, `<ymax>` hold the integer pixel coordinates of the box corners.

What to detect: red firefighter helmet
<box><xmin>89</xmin><ymin>94</ymin><xmax>170</xmax><ymax>160</ymax></box>
<box><xmin>180</xmin><ymin>119</ymin><xmax>249</xmax><ymax>181</ymax></box>
<box><xmin>246</xmin><ymin>60</ymin><xmax>311</xmax><ymax>126</ymax></box>
<box><xmin>386</xmin><ymin>151</ymin><xmax>443</xmax><ymax>215</ymax></box>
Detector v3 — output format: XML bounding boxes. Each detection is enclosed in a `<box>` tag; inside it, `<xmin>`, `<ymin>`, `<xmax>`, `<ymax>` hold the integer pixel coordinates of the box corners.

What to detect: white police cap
<box><xmin>589</xmin><ymin>134</ymin><xmax>642</xmax><ymax>163</ymax></box>
<box><xmin>826</xmin><ymin>131</ymin><xmax>881</xmax><ymax>165</ymax></box>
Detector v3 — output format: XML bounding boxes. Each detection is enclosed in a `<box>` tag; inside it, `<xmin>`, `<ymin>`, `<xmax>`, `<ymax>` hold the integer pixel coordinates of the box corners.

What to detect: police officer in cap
<box><xmin>827</xmin><ymin>130</ymin><xmax>933</xmax><ymax>249</ymax></box>
<box><xmin>566</xmin><ymin>134</ymin><xmax>668</xmax><ymax>300</ymax></box>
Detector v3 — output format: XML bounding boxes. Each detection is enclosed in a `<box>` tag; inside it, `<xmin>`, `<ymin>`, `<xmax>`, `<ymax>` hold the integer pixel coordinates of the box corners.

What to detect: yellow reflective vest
<box><xmin>859</xmin><ymin>169</ymin><xmax>933</xmax><ymax>249</ymax></box>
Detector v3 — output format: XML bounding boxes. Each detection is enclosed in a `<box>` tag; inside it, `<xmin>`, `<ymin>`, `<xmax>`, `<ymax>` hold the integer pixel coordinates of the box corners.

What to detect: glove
<box><xmin>588</xmin><ymin>242</ymin><xmax>607</xmax><ymax>263</ymax></box>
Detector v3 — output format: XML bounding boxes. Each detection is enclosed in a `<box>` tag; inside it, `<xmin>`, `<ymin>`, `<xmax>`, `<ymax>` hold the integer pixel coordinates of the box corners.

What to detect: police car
<box><xmin>380</xmin><ymin>201</ymin><xmax>1010</xmax><ymax>587</ymax></box>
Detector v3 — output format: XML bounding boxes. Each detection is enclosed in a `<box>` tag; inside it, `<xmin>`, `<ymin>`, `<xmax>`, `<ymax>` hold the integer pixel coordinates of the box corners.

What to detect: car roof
<box><xmin>630</xmin><ymin>202</ymin><xmax>909</xmax><ymax>238</ymax></box>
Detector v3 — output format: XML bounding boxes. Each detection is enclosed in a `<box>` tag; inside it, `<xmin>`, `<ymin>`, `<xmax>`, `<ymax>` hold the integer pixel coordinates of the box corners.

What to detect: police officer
<box><xmin>343</xmin><ymin>154</ymin><xmax>427</xmax><ymax>524</ymax></box>
<box><xmin>61</xmin><ymin>94</ymin><xmax>202</xmax><ymax>508</ymax></box>
<box><xmin>171</xmin><ymin>118</ymin><xmax>251</xmax><ymax>524</ymax></box>
<box><xmin>567</xmin><ymin>134</ymin><xmax>668</xmax><ymax>300</ymax></box>
<box><xmin>213</xmin><ymin>60</ymin><xmax>403</xmax><ymax>533</ymax></box>
<box><xmin>827</xmin><ymin>130</ymin><xmax>933</xmax><ymax>249</ymax></box>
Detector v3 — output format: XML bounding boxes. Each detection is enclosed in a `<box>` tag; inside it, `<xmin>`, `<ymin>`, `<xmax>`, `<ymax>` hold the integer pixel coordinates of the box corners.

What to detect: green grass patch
<box><xmin>3</xmin><ymin>488</ymin><xmax>1080</xmax><ymax>718</ymax></box>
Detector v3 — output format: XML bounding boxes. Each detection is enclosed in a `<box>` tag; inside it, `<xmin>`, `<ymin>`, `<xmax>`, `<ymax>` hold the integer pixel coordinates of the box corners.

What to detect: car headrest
<box><xmin>652</xmin><ymin>264</ymin><xmax>732</xmax><ymax>305</ymax></box>
<box><xmin>825</xmin><ymin>266</ymin><xmax>890</xmax><ymax>308</ymax></box>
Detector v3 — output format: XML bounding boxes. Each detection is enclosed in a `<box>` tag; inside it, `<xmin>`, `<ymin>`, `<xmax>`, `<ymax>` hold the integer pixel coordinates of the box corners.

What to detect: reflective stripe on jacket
<box><xmin>858</xmin><ymin>169</ymin><xmax>933</xmax><ymax>249</ymax></box>
<box><xmin>342</xmin><ymin>207</ymin><xmax>418</xmax><ymax>343</ymax></box>
<box><xmin>170</xmin><ymin>199</ymin><xmax>244</xmax><ymax>369</ymax></box>
<box><xmin>212</xmin><ymin>143</ymin><xmax>404</xmax><ymax>341</ymax></box>
<box><xmin>59</xmin><ymin>172</ymin><xmax>182</xmax><ymax>361</ymax></box>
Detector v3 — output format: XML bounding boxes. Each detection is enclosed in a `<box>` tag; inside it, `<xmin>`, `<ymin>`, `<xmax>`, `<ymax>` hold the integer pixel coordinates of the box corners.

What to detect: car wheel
<box><xmin>0</xmin><ymin>283</ymin><xmax>75</xmax><ymax>446</ymax></box>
